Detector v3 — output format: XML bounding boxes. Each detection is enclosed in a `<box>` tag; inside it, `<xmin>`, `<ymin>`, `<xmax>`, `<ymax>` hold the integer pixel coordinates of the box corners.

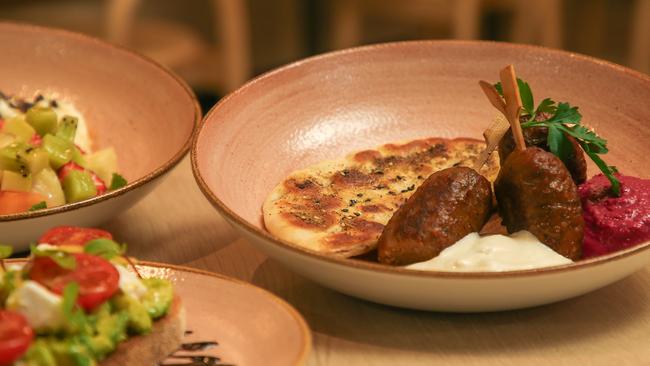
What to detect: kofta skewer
<box><xmin>377</xmin><ymin>167</ymin><xmax>493</xmax><ymax>265</ymax></box>
<box><xmin>491</xmin><ymin>65</ymin><xmax>584</xmax><ymax>260</ymax></box>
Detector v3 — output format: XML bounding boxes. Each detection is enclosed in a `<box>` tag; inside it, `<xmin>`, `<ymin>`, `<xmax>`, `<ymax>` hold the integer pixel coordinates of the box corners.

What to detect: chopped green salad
<box><xmin>0</xmin><ymin>94</ymin><xmax>126</xmax><ymax>215</ymax></box>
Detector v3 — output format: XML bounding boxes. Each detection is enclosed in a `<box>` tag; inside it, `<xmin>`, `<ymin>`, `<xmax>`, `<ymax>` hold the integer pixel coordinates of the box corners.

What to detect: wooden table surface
<box><xmin>105</xmin><ymin>157</ymin><xmax>650</xmax><ymax>366</ymax></box>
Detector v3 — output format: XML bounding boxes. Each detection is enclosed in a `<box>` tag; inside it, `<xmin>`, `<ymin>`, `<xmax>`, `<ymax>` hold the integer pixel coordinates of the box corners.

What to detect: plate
<box><xmin>141</xmin><ymin>263</ymin><xmax>312</xmax><ymax>366</ymax></box>
<box><xmin>6</xmin><ymin>260</ymin><xmax>311</xmax><ymax>365</ymax></box>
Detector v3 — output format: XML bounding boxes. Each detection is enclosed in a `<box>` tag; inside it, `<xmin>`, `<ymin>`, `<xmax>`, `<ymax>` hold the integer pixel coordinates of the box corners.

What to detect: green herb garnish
<box><xmin>28</xmin><ymin>201</ymin><xmax>47</xmax><ymax>211</ymax></box>
<box><xmin>31</xmin><ymin>244</ymin><xmax>76</xmax><ymax>270</ymax></box>
<box><xmin>84</xmin><ymin>239</ymin><xmax>125</xmax><ymax>260</ymax></box>
<box><xmin>495</xmin><ymin>78</ymin><xmax>620</xmax><ymax>196</ymax></box>
<box><xmin>109</xmin><ymin>173</ymin><xmax>127</xmax><ymax>190</ymax></box>
<box><xmin>62</xmin><ymin>282</ymin><xmax>87</xmax><ymax>332</ymax></box>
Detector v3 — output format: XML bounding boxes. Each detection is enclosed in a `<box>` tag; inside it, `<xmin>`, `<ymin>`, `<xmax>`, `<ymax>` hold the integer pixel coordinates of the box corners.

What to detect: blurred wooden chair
<box><xmin>328</xmin><ymin>0</ymin><xmax>563</xmax><ymax>49</ymax></box>
<box><xmin>106</xmin><ymin>0</ymin><xmax>252</xmax><ymax>93</ymax></box>
<box><xmin>511</xmin><ymin>0</ymin><xmax>563</xmax><ymax>48</ymax></box>
<box><xmin>630</xmin><ymin>0</ymin><xmax>650</xmax><ymax>74</ymax></box>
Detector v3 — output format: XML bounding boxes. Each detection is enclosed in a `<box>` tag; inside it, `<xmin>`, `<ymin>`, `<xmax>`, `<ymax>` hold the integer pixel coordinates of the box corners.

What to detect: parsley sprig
<box><xmin>109</xmin><ymin>173</ymin><xmax>128</xmax><ymax>190</ymax></box>
<box><xmin>495</xmin><ymin>79</ymin><xmax>620</xmax><ymax>195</ymax></box>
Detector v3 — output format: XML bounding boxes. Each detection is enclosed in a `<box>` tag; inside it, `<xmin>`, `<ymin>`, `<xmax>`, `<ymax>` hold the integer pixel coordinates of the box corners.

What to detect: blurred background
<box><xmin>2</xmin><ymin>0</ymin><xmax>647</xmax><ymax>112</ymax></box>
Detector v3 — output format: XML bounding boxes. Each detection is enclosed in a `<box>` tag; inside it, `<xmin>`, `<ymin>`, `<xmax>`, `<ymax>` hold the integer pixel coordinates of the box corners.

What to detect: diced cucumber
<box><xmin>62</xmin><ymin>169</ymin><xmax>97</xmax><ymax>203</ymax></box>
<box><xmin>27</xmin><ymin>148</ymin><xmax>50</xmax><ymax>175</ymax></box>
<box><xmin>71</xmin><ymin>146</ymin><xmax>87</xmax><ymax>168</ymax></box>
<box><xmin>55</xmin><ymin>115</ymin><xmax>78</xmax><ymax>142</ymax></box>
<box><xmin>0</xmin><ymin>142</ymin><xmax>30</xmax><ymax>174</ymax></box>
<box><xmin>1</xmin><ymin>170</ymin><xmax>32</xmax><ymax>192</ymax></box>
<box><xmin>26</xmin><ymin>106</ymin><xmax>58</xmax><ymax>136</ymax></box>
<box><xmin>0</xmin><ymin>133</ymin><xmax>14</xmax><ymax>149</ymax></box>
<box><xmin>3</xmin><ymin>116</ymin><xmax>36</xmax><ymax>143</ymax></box>
<box><xmin>32</xmin><ymin>168</ymin><xmax>65</xmax><ymax>207</ymax></box>
<box><xmin>85</xmin><ymin>148</ymin><xmax>117</xmax><ymax>186</ymax></box>
<box><xmin>42</xmin><ymin>134</ymin><xmax>73</xmax><ymax>170</ymax></box>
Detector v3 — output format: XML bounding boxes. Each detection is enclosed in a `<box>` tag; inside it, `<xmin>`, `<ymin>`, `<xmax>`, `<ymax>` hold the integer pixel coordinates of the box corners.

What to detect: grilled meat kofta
<box><xmin>494</xmin><ymin>146</ymin><xmax>584</xmax><ymax>260</ymax></box>
<box><xmin>499</xmin><ymin>125</ymin><xmax>587</xmax><ymax>184</ymax></box>
<box><xmin>377</xmin><ymin>166</ymin><xmax>493</xmax><ymax>265</ymax></box>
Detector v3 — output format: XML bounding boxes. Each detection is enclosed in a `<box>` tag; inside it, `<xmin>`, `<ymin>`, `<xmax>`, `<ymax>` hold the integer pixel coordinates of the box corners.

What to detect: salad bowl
<box><xmin>192</xmin><ymin>40</ymin><xmax>650</xmax><ymax>311</ymax></box>
<box><xmin>0</xmin><ymin>22</ymin><xmax>200</xmax><ymax>250</ymax></box>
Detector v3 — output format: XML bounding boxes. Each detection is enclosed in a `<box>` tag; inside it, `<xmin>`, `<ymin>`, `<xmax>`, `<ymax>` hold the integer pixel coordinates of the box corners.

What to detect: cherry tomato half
<box><xmin>30</xmin><ymin>253</ymin><xmax>119</xmax><ymax>311</ymax></box>
<box><xmin>38</xmin><ymin>226</ymin><xmax>113</xmax><ymax>246</ymax></box>
<box><xmin>0</xmin><ymin>311</ymin><xmax>34</xmax><ymax>366</ymax></box>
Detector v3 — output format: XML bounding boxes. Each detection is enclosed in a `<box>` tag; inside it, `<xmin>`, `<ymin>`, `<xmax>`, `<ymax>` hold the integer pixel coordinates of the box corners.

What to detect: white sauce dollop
<box><xmin>6</xmin><ymin>280</ymin><xmax>65</xmax><ymax>331</ymax></box>
<box><xmin>406</xmin><ymin>231</ymin><xmax>572</xmax><ymax>272</ymax></box>
<box><xmin>115</xmin><ymin>264</ymin><xmax>148</xmax><ymax>300</ymax></box>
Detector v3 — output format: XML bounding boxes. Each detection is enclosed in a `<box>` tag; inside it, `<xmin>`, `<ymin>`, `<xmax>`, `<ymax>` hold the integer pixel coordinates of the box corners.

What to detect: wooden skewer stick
<box><xmin>478</xmin><ymin>80</ymin><xmax>507</xmax><ymax>116</ymax></box>
<box><xmin>472</xmin><ymin>114</ymin><xmax>510</xmax><ymax>171</ymax></box>
<box><xmin>498</xmin><ymin>65</ymin><xmax>526</xmax><ymax>151</ymax></box>
<box><xmin>473</xmin><ymin>80</ymin><xmax>510</xmax><ymax>171</ymax></box>
<box><xmin>474</xmin><ymin>65</ymin><xmax>527</xmax><ymax>170</ymax></box>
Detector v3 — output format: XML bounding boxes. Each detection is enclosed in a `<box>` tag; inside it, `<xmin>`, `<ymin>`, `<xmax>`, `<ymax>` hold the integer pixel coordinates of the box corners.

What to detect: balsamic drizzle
<box><xmin>160</xmin><ymin>330</ymin><xmax>234</xmax><ymax>366</ymax></box>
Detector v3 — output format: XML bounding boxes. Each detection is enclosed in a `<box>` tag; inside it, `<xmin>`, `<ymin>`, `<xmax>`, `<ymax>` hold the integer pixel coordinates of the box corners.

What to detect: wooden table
<box><xmin>105</xmin><ymin>157</ymin><xmax>650</xmax><ymax>366</ymax></box>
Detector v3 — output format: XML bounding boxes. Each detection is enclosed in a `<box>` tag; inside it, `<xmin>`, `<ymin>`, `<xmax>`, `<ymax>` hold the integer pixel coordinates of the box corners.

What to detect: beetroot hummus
<box><xmin>579</xmin><ymin>174</ymin><xmax>650</xmax><ymax>258</ymax></box>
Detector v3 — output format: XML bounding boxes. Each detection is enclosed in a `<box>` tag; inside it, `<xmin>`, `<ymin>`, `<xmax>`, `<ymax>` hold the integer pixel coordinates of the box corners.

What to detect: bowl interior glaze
<box><xmin>196</xmin><ymin>40</ymin><xmax>649</xmax><ymax>237</ymax></box>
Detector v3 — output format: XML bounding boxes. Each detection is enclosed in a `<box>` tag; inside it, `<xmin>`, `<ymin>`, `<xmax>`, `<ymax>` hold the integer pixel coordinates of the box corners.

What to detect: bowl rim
<box><xmin>191</xmin><ymin>39</ymin><xmax>650</xmax><ymax>280</ymax></box>
<box><xmin>0</xmin><ymin>21</ymin><xmax>202</xmax><ymax>222</ymax></box>
<box><xmin>5</xmin><ymin>258</ymin><xmax>312</xmax><ymax>365</ymax></box>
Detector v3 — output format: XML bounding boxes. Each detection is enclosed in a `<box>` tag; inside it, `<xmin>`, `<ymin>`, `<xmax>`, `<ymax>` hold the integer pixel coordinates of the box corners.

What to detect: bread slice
<box><xmin>263</xmin><ymin>137</ymin><xmax>499</xmax><ymax>258</ymax></box>
<box><xmin>102</xmin><ymin>295</ymin><xmax>186</xmax><ymax>365</ymax></box>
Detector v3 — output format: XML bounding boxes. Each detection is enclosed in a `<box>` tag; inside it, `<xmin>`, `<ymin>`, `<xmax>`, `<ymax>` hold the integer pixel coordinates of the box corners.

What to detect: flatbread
<box><xmin>263</xmin><ymin>137</ymin><xmax>499</xmax><ymax>258</ymax></box>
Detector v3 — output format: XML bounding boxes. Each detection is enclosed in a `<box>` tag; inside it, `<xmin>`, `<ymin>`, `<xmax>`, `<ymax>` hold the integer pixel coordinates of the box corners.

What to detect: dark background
<box><xmin>1</xmin><ymin>0</ymin><xmax>646</xmax><ymax>112</ymax></box>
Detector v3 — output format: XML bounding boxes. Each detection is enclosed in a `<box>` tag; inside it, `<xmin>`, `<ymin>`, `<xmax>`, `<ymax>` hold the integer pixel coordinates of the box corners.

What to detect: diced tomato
<box><xmin>38</xmin><ymin>226</ymin><xmax>113</xmax><ymax>246</ymax></box>
<box><xmin>0</xmin><ymin>311</ymin><xmax>34</xmax><ymax>366</ymax></box>
<box><xmin>0</xmin><ymin>191</ymin><xmax>47</xmax><ymax>215</ymax></box>
<box><xmin>57</xmin><ymin>161</ymin><xmax>84</xmax><ymax>180</ymax></box>
<box><xmin>89</xmin><ymin>172</ymin><xmax>107</xmax><ymax>195</ymax></box>
<box><xmin>57</xmin><ymin>162</ymin><xmax>107</xmax><ymax>195</ymax></box>
<box><xmin>30</xmin><ymin>253</ymin><xmax>119</xmax><ymax>311</ymax></box>
<box><xmin>29</xmin><ymin>133</ymin><xmax>42</xmax><ymax>147</ymax></box>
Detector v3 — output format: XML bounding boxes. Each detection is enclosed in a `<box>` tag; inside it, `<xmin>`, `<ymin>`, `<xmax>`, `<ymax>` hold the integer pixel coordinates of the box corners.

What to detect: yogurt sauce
<box><xmin>0</xmin><ymin>95</ymin><xmax>92</xmax><ymax>152</ymax></box>
<box><xmin>406</xmin><ymin>231</ymin><xmax>572</xmax><ymax>272</ymax></box>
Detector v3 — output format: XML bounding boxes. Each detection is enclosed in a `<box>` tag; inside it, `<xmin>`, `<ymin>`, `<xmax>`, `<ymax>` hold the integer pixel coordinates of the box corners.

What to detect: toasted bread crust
<box><xmin>102</xmin><ymin>295</ymin><xmax>185</xmax><ymax>365</ymax></box>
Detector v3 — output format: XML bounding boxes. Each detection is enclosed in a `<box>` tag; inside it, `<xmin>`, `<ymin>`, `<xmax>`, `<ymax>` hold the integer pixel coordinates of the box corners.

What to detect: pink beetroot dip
<box><xmin>579</xmin><ymin>174</ymin><xmax>650</xmax><ymax>258</ymax></box>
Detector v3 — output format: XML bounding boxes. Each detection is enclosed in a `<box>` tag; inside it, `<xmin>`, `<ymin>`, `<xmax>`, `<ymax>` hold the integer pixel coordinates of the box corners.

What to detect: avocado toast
<box><xmin>0</xmin><ymin>226</ymin><xmax>185</xmax><ymax>366</ymax></box>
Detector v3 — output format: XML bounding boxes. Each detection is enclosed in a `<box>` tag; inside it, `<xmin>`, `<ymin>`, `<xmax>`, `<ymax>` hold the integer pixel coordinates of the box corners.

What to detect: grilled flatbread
<box><xmin>263</xmin><ymin>137</ymin><xmax>499</xmax><ymax>257</ymax></box>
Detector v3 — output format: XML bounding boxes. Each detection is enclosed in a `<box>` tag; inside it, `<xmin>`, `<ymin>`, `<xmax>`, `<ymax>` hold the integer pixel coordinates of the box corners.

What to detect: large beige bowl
<box><xmin>0</xmin><ymin>22</ymin><xmax>200</xmax><ymax>250</ymax></box>
<box><xmin>192</xmin><ymin>41</ymin><xmax>650</xmax><ymax>311</ymax></box>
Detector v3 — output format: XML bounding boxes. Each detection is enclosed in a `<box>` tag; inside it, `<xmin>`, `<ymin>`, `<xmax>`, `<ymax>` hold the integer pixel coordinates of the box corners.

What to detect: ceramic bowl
<box><xmin>0</xmin><ymin>22</ymin><xmax>200</xmax><ymax>250</ymax></box>
<box><xmin>192</xmin><ymin>40</ymin><xmax>650</xmax><ymax>312</ymax></box>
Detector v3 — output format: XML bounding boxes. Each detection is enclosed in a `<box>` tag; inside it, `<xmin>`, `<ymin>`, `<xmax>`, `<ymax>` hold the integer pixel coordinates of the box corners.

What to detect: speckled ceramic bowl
<box><xmin>0</xmin><ymin>22</ymin><xmax>200</xmax><ymax>250</ymax></box>
<box><xmin>192</xmin><ymin>40</ymin><xmax>650</xmax><ymax>311</ymax></box>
